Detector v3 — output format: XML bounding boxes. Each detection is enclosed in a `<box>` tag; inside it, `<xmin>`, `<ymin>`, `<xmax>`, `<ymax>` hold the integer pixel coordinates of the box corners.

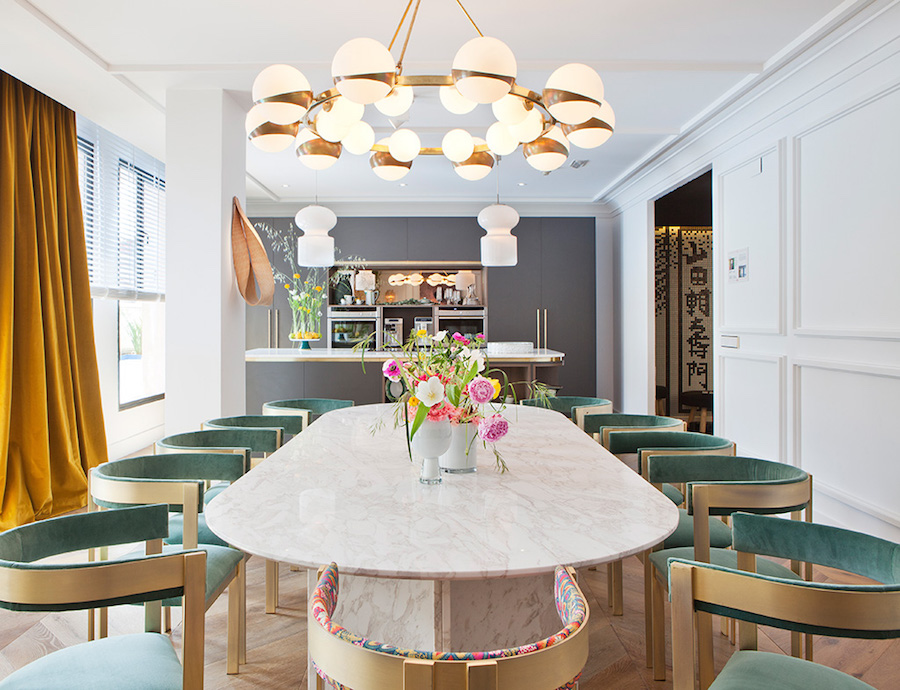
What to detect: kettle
<box><xmin>364</xmin><ymin>289</ymin><xmax>379</xmax><ymax>305</ymax></box>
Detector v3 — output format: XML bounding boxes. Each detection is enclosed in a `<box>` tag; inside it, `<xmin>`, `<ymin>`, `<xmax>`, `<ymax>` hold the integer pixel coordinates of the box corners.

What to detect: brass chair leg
<box><xmin>164</xmin><ymin>606</ymin><xmax>172</xmax><ymax>633</ymax></box>
<box><xmin>99</xmin><ymin>607</ymin><xmax>108</xmax><ymax>638</ymax></box>
<box><xmin>643</xmin><ymin>551</ymin><xmax>653</xmax><ymax>668</ymax></box>
<box><xmin>608</xmin><ymin>560</ymin><xmax>623</xmax><ymax>616</ymax></box>
<box><xmin>651</xmin><ymin>573</ymin><xmax>666</xmax><ymax>680</ymax></box>
<box><xmin>239</xmin><ymin>559</ymin><xmax>248</xmax><ymax>665</ymax></box>
<box><xmin>227</xmin><ymin>565</ymin><xmax>241</xmax><ymax>674</ymax></box>
<box><xmin>266</xmin><ymin>559</ymin><xmax>279</xmax><ymax>613</ymax></box>
<box><xmin>697</xmin><ymin>611</ymin><xmax>715</xmax><ymax>689</ymax></box>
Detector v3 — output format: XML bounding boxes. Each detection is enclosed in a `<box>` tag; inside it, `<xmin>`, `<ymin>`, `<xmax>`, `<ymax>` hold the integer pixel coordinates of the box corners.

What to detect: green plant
<box><xmin>125</xmin><ymin>317</ymin><xmax>142</xmax><ymax>355</ymax></box>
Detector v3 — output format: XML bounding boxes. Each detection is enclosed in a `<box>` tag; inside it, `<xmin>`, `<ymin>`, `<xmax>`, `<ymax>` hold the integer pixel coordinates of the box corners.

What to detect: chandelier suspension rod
<box><xmin>387</xmin><ymin>0</ymin><xmax>416</xmax><ymax>51</ymax></box>
<box><xmin>454</xmin><ymin>0</ymin><xmax>484</xmax><ymax>37</ymax></box>
<box><xmin>396</xmin><ymin>0</ymin><xmax>423</xmax><ymax>73</ymax></box>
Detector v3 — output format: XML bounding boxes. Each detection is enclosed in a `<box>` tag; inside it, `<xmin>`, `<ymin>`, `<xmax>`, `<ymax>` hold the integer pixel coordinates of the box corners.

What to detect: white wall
<box><xmin>607</xmin><ymin>0</ymin><xmax>900</xmax><ymax>540</ymax></box>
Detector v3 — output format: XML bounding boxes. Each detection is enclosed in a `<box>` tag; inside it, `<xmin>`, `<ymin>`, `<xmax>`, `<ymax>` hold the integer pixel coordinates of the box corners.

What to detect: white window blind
<box><xmin>76</xmin><ymin>115</ymin><xmax>166</xmax><ymax>301</ymax></box>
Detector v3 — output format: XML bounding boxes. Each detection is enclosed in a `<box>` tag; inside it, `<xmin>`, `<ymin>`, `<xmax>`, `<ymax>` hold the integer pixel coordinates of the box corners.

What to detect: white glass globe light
<box><xmin>543</xmin><ymin>63</ymin><xmax>605</xmax><ymax>125</ymax></box>
<box><xmin>508</xmin><ymin>107</ymin><xmax>543</xmax><ymax>144</ymax></box>
<box><xmin>523</xmin><ymin>125</ymin><xmax>569</xmax><ymax>172</ymax></box>
<box><xmin>453</xmin><ymin>138</ymin><xmax>494</xmax><ymax>181</ymax></box>
<box><xmin>441</xmin><ymin>129</ymin><xmax>475</xmax><ymax>163</ymax></box>
<box><xmin>251</xmin><ymin>64</ymin><xmax>312</xmax><ymax>125</ymax></box>
<box><xmin>477</xmin><ymin>204</ymin><xmax>519</xmax><ymax>266</ymax></box>
<box><xmin>341</xmin><ymin>120</ymin><xmax>376</xmax><ymax>155</ymax></box>
<box><xmin>326</xmin><ymin>96</ymin><xmax>365</xmax><ymax>125</ymax></box>
<box><xmin>295</xmin><ymin>128</ymin><xmax>341</xmax><ymax>170</ymax></box>
<box><xmin>452</xmin><ymin>36</ymin><xmax>517</xmax><ymax>104</ymax></box>
<box><xmin>315</xmin><ymin>110</ymin><xmax>353</xmax><ymax>143</ymax></box>
<box><xmin>375</xmin><ymin>85</ymin><xmax>414</xmax><ymax>117</ymax></box>
<box><xmin>295</xmin><ymin>204</ymin><xmax>337</xmax><ymax>268</ymax></box>
<box><xmin>245</xmin><ymin>104</ymin><xmax>298</xmax><ymax>152</ymax></box>
<box><xmin>370</xmin><ymin>138</ymin><xmax>412</xmax><ymax>181</ymax></box>
<box><xmin>561</xmin><ymin>101</ymin><xmax>615</xmax><ymax>149</ymax></box>
<box><xmin>485</xmin><ymin>121</ymin><xmax>519</xmax><ymax>156</ymax></box>
<box><xmin>331</xmin><ymin>37</ymin><xmax>396</xmax><ymax>104</ymax></box>
<box><xmin>491</xmin><ymin>94</ymin><xmax>530</xmax><ymax>125</ymax></box>
<box><xmin>388</xmin><ymin>129</ymin><xmax>421</xmax><ymax>162</ymax></box>
<box><xmin>439</xmin><ymin>85</ymin><xmax>477</xmax><ymax>114</ymax></box>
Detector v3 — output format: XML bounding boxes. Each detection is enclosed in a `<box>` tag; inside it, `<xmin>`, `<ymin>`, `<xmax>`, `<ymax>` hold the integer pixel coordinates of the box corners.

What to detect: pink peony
<box><xmin>382</xmin><ymin>359</ymin><xmax>402</xmax><ymax>382</ymax></box>
<box><xmin>452</xmin><ymin>332</ymin><xmax>470</xmax><ymax>345</ymax></box>
<box><xmin>467</xmin><ymin>376</ymin><xmax>495</xmax><ymax>404</ymax></box>
<box><xmin>426</xmin><ymin>402</ymin><xmax>453</xmax><ymax>422</ymax></box>
<box><xmin>478</xmin><ymin>414</ymin><xmax>509</xmax><ymax>442</ymax></box>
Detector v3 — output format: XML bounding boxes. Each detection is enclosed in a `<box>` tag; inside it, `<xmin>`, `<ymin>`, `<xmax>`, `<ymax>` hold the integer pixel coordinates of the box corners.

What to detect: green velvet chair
<box><xmin>0</xmin><ymin>504</ymin><xmax>207</xmax><ymax>689</ymax></box>
<box><xmin>203</xmin><ymin>414</ymin><xmax>305</xmax><ymax>439</ymax></box>
<box><xmin>155</xmin><ymin>427</ymin><xmax>283</xmax><ymax>613</ymax></box>
<box><xmin>645</xmin><ymin>455</ymin><xmax>812</xmax><ymax>680</ymax></box>
<box><xmin>520</xmin><ymin>395</ymin><xmax>613</xmax><ymax>430</ymax></box>
<box><xmin>91</xmin><ymin>456</ymin><xmax>247</xmax><ymax>675</ymax></box>
<box><xmin>261</xmin><ymin>398</ymin><xmax>355</xmax><ymax>431</ymax></box>
<box><xmin>601</xmin><ymin>430</ymin><xmax>735</xmax><ymax>620</ymax></box>
<box><xmin>669</xmin><ymin>513</ymin><xmax>900</xmax><ymax>690</ymax></box>
<box><xmin>582</xmin><ymin>412</ymin><xmax>685</xmax><ymax>447</ymax></box>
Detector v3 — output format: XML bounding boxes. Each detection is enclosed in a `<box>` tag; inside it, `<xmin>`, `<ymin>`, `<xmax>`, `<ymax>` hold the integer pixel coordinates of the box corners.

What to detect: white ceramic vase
<box><xmin>439</xmin><ymin>422</ymin><xmax>479</xmax><ymax>473</ymax></box>
<box><xmin>411</xmin><ymin>418</ymin><xmax>452</xmax><ymax>484</ymax></box>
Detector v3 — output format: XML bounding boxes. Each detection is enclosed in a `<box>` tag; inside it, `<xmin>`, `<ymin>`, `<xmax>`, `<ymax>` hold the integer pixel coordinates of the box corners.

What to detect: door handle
<box><xmin>544</xmin><ymin>308</ymin><xmax>548</xmax><ymax>351</ymax></box>
<box><xmin>267</xmin><ymin>309</ymin><xmax>273</xmax><ymax>348</ymax></box>
<box><xmin>273</xmin><ymin>309</ymin><xmax>280</xmax><ymax>348</ymax></box>
<box><xmin>536</xmin><ymin>308</ymin><xmax>541</xmax><ymax>350</ymax></box>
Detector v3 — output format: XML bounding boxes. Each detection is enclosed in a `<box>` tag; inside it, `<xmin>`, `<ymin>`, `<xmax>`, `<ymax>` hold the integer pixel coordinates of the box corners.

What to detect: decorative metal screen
<box><xmin>655</xmin><ymin>227</ymin><xmax>713</xmax><ymax>413</ymax></box>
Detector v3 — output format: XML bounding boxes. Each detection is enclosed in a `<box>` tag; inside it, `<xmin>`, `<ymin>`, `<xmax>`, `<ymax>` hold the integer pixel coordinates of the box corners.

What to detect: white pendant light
<box><xmin>295</xmin><ymin>128</ymin><xmax>342</xmax><ymax>170</ymax></box>
<box><xmin>245</xmin><ymin>105</ymin><xmax>298</xmax><ymax>152</ymax></box>
<box><xmin>331</xmin><ymin>37</ymin><xmax>396</xmax><ymax>104</ymax></box>
<box><xmin>370</xmin><ymin>138</ymin><xmax>412</xmax><ymax>180</ymax></box>
<box><xmin>485</xmin><ymin>121</ymin><xmax>519</xmax><ymax>156</ymax></box>
<box><xmin>439</xmin><ymin>85</ymin><xmax>477</xmax><ymax>114</ymax></box>
<box><xmin>375</xmin><ymin>85</ymin><xmax>414</xmax><ymax>116</ymax></box>
<box><xmin>341</xmin><ymin>120</ymin><xmax>376</xmax><ymax>155</ymax></box>
<box><xmin>441</xmin><ymin>129</ymin><xmax>475</xmax><ymax>163</ymax></box>
<box><xmin>452</xmin><ymin>36</ymin><xmax>517</xmax><ymax>104</ymax></box>
<box><xmin>315</xmin><ymin>109</ymin><xmax>353</xmax><ymax>143</ymax></box>
<box><xmin>542</xmin><ymin>63</ymin><xmax>605</xmax><ymax>125</ymax></box>
<box><xmin>561</xmin><ymin>101</ymin><xmax>615</xmax><ymax>148</ymax></box>
<box><xmin>251</xmin><ymin>64</ymin><xmax>313</xmax><ymax>125</ymax></box>
<box><xmin>453</xmin><ymin>138</ymin><xmax>494</xmax><ymax>181</ymax></box>
<box><xmin>354</xmin><ymin>269</ymin><xmax>377</xmax><ymax>291</ymax></box>
<box><xmin>491</xmin><ymin>94</ymin><xmax>530</xmax><ymax>125</ymax></box>
<box><xmin>478</xmin><ymin>204</ymin><xmax>519</xmax><ymax>266</ymax></box>
<box><xmin>454</xmin><ymin>270</ymin><xmax>476</xmax><ymax>290</ymax></box>
<box><xmin>295</xmin><ymin>204</ymin><xmax>337</xmax><ymax>267</ymax></box>
<box><xmin>508</xmin><ymin>107</ymin><xmax>543</xmax><ymax>144</ymax></box>
<box><xmin>523</xmin><ymin>125</ymin><xmax>569</xmax><ymax>172</ymax></box>
<box><xmin>388</xmin><ymin>129</ymin><xmax>421</xmax><ymax>162</ymax></box>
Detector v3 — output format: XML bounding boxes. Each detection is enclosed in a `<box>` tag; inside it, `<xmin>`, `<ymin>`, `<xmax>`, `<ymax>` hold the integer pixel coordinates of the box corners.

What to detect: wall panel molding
<box><xmin>718</xmin><ymin>352</ymin><xmax>786</xmax><ymax>461</ymax></box>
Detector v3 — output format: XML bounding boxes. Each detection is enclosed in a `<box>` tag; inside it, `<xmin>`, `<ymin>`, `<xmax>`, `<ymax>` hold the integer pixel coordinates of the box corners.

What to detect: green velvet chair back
<box><xmin>261</xmin><ymin>398</ymin><xmax>354</xmax><ymax>430</ymax></box>
<box><xmin>521</xmin><ymin>395</ymin><xmax>613</xmax><ymax>430</ymax></box>
<box><xmin>203</xmin><ymin>414</ymin><xmax>305</xmax><ymax>438</ymax></box>
<box><xmin>156</xmin><ymin>427</ymin><xmax>280</xmax><ymax>456</ymax></box>
<box><xmin>668</xmin><ymin>517</ymin><xmax>900</xmax><ymax>689</ymax></box>
<box><xmin>0</xmin><ymin>504</ymin><xmax>207</xmax><ymax>688</ymax></box>
<box><xmin>583</xmin><ymin>413</ymin><xmax>685</xmax><ymax>447</ymax></box>
<box><xmin>606</xmin><ymin>430</ymin><xmax>735</xmax><ymax>476</ymax></box>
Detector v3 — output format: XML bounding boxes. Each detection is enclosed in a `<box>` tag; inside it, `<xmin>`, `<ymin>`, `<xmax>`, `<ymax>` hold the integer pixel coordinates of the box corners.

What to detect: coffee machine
<box><xmin>384</xmin><ymin>318</ymin><xmax>403</xmax><ymax>349</ymax></box>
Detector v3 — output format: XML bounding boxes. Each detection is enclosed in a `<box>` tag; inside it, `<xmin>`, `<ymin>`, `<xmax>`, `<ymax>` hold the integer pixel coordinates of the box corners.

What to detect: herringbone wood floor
<box><xmin>0</xmin><ymin>550</ymin><xmax>896</xmax><ymax>688</ymax></box>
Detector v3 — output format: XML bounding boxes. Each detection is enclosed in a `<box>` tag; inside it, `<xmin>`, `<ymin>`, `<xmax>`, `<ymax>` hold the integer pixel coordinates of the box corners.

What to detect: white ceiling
<box><xmin>0</xmin><ymin>0</ymin><xmax>852</xmax><ymax>207</ymax></box>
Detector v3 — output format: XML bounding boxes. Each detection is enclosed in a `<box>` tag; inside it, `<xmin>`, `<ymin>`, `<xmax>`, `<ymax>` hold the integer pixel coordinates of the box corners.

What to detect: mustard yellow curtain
<box><xmin>0</xmin><ymin>71</ymin><xmax>108</xmax><ymax>530</ymax></box>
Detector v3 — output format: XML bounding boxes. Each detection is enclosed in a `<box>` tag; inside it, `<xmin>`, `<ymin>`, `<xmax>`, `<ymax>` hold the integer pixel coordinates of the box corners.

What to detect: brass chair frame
<box><xmin>669</xmin><ymin>558</ymin><xmax>900</xmax><ymax>690</ymax></box>
<box><xmin>0</xmin><ymin>508</ymin><xmax>207</xmax><ymax>690</ymax></box>
<box><xmin>648</xmin><ymin>472</ymin><xmax>813</xmax><ymax>680</ymax></box>
<box><xmin>90</xmin><ymin>466</ymin><xmax>246</xmax><ymax>674</ymax></box>
<box><xmin>309</xmin><ymin>565</ymin><xmax>590</xmax><ymax>690</ymax></box>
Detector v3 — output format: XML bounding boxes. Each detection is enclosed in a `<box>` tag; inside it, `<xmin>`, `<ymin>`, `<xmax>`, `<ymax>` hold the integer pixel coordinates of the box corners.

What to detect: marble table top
<box><xmin>205</xmin><ymin>404</ymin><xmax>679</xmax><ymax>580</ymax></box>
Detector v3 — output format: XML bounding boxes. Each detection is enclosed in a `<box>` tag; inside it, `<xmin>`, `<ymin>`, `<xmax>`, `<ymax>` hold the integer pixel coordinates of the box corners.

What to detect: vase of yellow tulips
<box><xmin>285</xmin><ymin>274</ymin><xmax>324</xmax><ymax>349</ymax></box>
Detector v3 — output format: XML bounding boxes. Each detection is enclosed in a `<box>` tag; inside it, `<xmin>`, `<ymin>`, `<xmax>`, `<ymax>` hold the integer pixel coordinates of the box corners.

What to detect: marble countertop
<box><xmin>245</xmin><ymin>347</ymin><xmax>565</xmax><ymax>363</ymax></box>
<box><xmin>205</xmin><ymin>404</ymin><xmax>679</xmax><ymax>580</ymax></box>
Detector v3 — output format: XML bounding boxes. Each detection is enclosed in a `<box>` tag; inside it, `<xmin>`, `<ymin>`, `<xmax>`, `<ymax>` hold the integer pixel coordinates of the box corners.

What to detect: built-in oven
<box><xmin>436</xmin><ymin>308</ymin><xmax>487</xmax><ymax>342</ymax></box>
<box><xmin>328</xmin><ymin>307</ymin><xmax>380</xmax><ymax>349</ymax></box>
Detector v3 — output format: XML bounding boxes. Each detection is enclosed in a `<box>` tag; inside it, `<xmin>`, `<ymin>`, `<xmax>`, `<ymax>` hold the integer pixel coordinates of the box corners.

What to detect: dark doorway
<box><xmin>654</xmin><ymin>171</ymin><xmax>713</xmax><ymax>432</ymax></box>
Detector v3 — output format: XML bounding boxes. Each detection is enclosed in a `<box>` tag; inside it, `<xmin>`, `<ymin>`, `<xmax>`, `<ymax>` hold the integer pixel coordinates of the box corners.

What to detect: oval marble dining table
<box><xmin>206</xmin><ymin>403</ymin><xmax>679</xmax><ymax>652</ymax></box>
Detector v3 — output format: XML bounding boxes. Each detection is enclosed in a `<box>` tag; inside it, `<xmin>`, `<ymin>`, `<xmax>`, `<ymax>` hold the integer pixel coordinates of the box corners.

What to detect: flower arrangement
<box><xmin>381</xmin><ymin>329</ymin><xmax>511</xmax><ymax>471</ymax></box>
<box><xmin>256</xmin><ymin>221</ymin><xmax>364</xmax><ymax>343</ymax></box>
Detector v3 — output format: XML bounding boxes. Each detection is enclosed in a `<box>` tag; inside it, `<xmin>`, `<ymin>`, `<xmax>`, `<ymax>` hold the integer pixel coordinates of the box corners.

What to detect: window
<box><xmin>76</xmin><ymin>116</ymin><xmax>166</xmax><ymax>409</ymax></box>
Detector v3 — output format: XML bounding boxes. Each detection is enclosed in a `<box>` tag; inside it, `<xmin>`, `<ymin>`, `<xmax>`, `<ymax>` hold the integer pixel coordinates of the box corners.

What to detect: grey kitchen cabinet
<box><xmin>331</xmin><ymin>218</ymin><xmax>408</xmax><ymax>261</ymax></box>
<box><xmin>407</xmin><ymin>217</ymin><xmax>481</xmax><ymax>261</ymax></box>
<box><xmin>486</xmin><ymin>217</ymin><xmax>596</xmax><ymax>396</ymax></box>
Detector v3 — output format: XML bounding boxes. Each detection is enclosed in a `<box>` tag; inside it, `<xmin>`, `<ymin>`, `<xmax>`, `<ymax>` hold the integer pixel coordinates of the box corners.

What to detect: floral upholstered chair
<box><xmin>308</xmin><ymin>563</ymin><xmax>589</xmax><ymax>690</ymax></box>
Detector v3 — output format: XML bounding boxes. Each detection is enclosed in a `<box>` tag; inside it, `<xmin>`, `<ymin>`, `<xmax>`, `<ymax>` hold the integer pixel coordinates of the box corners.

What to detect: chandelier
<box><xmin>245</xmin><ymin>0</ymin><xmax>616</xmax><ymax>181</ymax></box>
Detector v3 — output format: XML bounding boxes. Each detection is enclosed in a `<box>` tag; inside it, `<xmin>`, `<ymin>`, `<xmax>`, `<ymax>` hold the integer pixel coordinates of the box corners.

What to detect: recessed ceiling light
<box><xmin>281</xmin><ymin>184</ymin><xmax>290</xmax><ymax>188</ymax></box>
<box><xmin>517</xmin><ymin>182</ymin><xmax>527</xmax><ymax>187</ymax></box>
<box><xmin>399</xmin><ymin>182</ymin><xmax>408</xmax><ymax>187</ymax></box>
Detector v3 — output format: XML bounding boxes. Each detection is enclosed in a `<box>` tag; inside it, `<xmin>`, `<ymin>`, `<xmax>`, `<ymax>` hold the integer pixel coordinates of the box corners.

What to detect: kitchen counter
<box><xmin>245</xmin><ymin>347</ymin><xmax>564</xmax><ymax>364</ymax></box>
